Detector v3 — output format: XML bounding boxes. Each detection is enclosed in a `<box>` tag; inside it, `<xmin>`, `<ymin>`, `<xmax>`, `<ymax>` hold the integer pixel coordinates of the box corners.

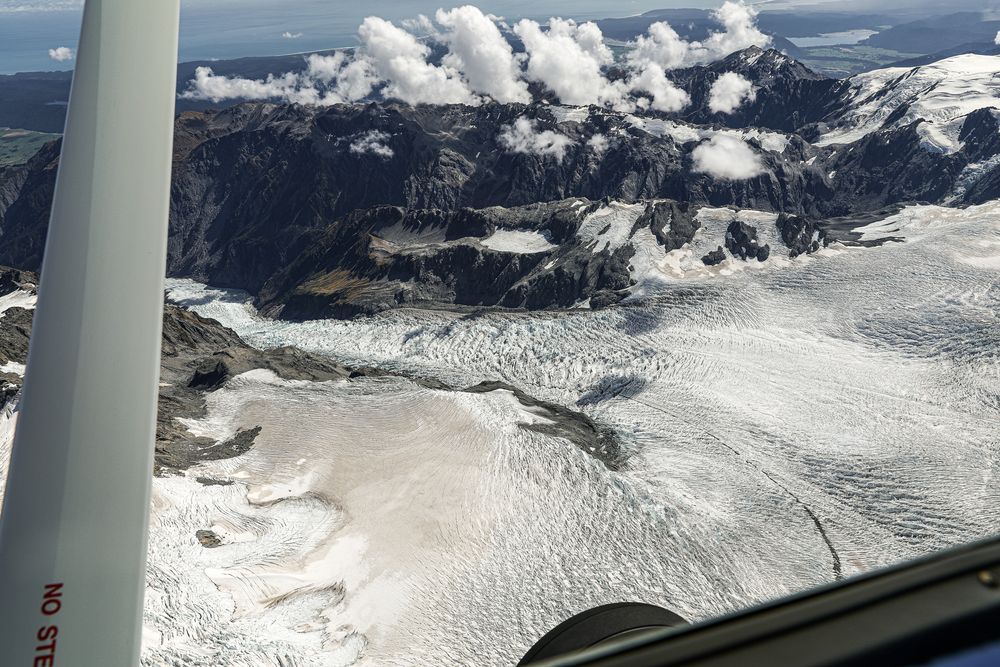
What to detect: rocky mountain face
<box><xmin>0</xmin><ymin>140</ymin><xmax>58</xmax><ymax>271</ymax></box>
<box><xmin>257</xmin><ymin>199</ymin><xmax>699</xmax><ymax>319</ymax></box>
<box><xmin>2</xmin><ymin>49</ymin><xmax>1000</xmax><ymax>319</ymax></box>
<box><xmin>665</xmin><ymin>47</ymin><xmax>846</xmax><ymax>132</ymax></box>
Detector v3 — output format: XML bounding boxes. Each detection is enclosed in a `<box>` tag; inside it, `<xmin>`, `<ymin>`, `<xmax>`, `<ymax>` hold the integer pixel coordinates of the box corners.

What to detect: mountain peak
<box><xmin>716</xmin><ymin>47</ymin><xmax>826</xmax><ymax>82</ymax></box>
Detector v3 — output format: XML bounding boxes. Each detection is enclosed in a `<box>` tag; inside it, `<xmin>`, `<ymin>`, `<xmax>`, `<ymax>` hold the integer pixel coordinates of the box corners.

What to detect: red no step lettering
<box><xmin>34</xmin><ymin>583</ymin><xmax>62</xmax><ymax>667</ymax></box>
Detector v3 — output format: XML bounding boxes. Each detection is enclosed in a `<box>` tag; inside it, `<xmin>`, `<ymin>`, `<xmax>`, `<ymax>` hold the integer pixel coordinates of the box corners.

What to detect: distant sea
<box><xmin>0</xmin><ymin>0</ymin><xmax>720</xmax><ymax>75</ymax></box>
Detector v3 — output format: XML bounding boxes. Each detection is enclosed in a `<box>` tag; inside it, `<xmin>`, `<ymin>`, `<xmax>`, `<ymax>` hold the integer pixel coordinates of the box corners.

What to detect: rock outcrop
<box><xmin>701</xmin><ymin>246</ymin><xmax>727</xmax><ymax>266</ymax></box>
<box><xmin>776</xmin><ymin>213</ymin><xmax>828</xmax><ymax>257</ymax></box>
<box><xmin>725</xmin><ymin>220</ymin><xmax>770</xmax><ymax>262</ymax></box>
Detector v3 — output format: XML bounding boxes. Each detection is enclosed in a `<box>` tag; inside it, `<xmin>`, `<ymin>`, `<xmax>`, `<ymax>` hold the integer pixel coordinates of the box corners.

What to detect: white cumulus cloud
<box><xmin>694</xmin><ymin>1</ymin><xmax>771</xmax><ymax>62</ymax></box>
<box><xmin>305</xmin><ymin>53</ymin><xmax>376</xmax><ymax>102</ymax></box>
<box><xmin>499</xmin><ymin>117</ymin><xmax>574</xmax><ymax>162</ymax></box>
<box><xmin>691</xmin><ymin>134</ymin><xmax>765</xmax><ymax>180</ymax></box>
<box><xmin>627</xmin><ymin>21</ymin><xmax>689</xmax><ymax>71</ymax></box>
<box><xmin>627</xmin><ymin>1</ymin><xmax>770</xmax><ymax>70</ymax></box>
<box><xmin>709</xmin><ymin>72</ymin><xmax>756</xmax><ymax>114</ymax></box>
<box><xmin>514</xmin><ymin>18</ymin><xmax>628</xmax><ymax>108</ymax></box>
<box><xmin>304</xmin><ymin>52</ymin><xmax>347</xmax><ymax>83</ymax></box>
<box><xmin>182</xmin><ymin>66</ymin><xmax>321</xmax><ymax>105</ymax></box>
<box><xmin>587</xmin><ymin>133</ymin><xmax>610</xmax><ymax>156</ymax></box>
<box><xmin>402</xmin><ymin>14</ymin><xmax>442</xmax><ymax>39</ymax></box>
<box><xmin>350</xmin><ymin>130</ymin><xmax>394</xmax><ymax>159</ymax></box>
<box><xmin>282</xmin><ymin>32</ymin><xmax>303</xmax><ymax>40</ymax></box>
<box><xmin>435</xmin><ymin>6</ymin><xmax>531</xmax><ymax>104</ymax></box>
<box><xmin>48</xmin><ymin>46</ymin><xmax>74</xmax><ymax>61</ymax></box>
<box><xmin>358</xmin><ymin>16</ymin><xmax>478</xmax><ymax>106</ymax></box>
<box><xmin>178</xmin><ymin>2</ymin><xmax>769</xmax><ymax>115</ymax></box>
<box><xmin>630</xmin><ymin>64</ymin><xmax>690</xmax><ymax>112</ymax></box>
<box><xmin>511</xmin><ymin>0</ymin><xmax>764</xmax><ymax>110</ymax></box>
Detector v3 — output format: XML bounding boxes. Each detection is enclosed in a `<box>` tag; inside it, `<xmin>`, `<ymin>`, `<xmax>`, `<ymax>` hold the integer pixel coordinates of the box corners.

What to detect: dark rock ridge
<box><xmin>211</xmin><ymin>198</ymin><xmax>703</xmax><ymax>320</ymax></box>
<box><xmin>701</xmin><ymin>246</ymin><xmax>727</xmax><ymax>266</ymax></box>
<box><xmin>0</xmin><ymin>267</ymin><xmax>37</xmax><ymax>385</ymax></box>
<box><xmin>0</xmin><ymin>266</ymin><xmax>37</xmax><ymax>296</ymax></box>
<box><xmin>155</xmin><ymin>305</ymin><xmax>357</xmax><ymax>473</ymax></box>
<box><xmin>0</xmin><ymin>45</ymin><xmax>834</xmax><ymax>134</ymax></box>
<box><xmin>953</xmin><ymin>109</ymin><xmax>1000</xmax><ymax>204</ymax></box>
<box><xmin>162</xmin><ymin>307</ymin><xmax>628</xmax><ymax>470</ymax></box>
<box><xmin>816</xmin><ymin>206</ymin><xmax>907</xmax><ymax>248</ymax></box>
<box><xmin>815</xmin><ymin>122</ymin><xmax>964</xmax><ymax>213</ymax></box>
<box><xmin>0</xmin><ymin>269</ymin><xmax>358</xmax><ymax>471</ymax></box>
<box><xmin>665</xmin><ymin>47</ymin><xmax>846</xmax><ymax>132</ymax></box>
<box><xmin>3</xmin><ymin>49</ymin><xmax>1000</xmax><ymax>319</ymax></box>
<box><xmin>634</xmin><ymin>200</ymin><xmax>699</xmax><ymax>252</ymax></box>
<box><xmin>0</xmin><ymin>306</ymin><xmax>32</xmax><ymax>371</ymax></box>
<box><xmin>0</xmin><ymin>98</ymin><xmax>834</xmax><ymax>317</ymax></box>
<box><xmin>464</xmin><ymin>380</ymin><xmax>623</xmax><ymax>470</ymax></box>
<box><xmin>0</xmin><ymin>141</ymin><xmax>59</xmax><ymax>272</ymax></box>
<box><xmin>196</xmin><ymin>529</ymin><xmax>223</xmax><ymax>548</ymax></box>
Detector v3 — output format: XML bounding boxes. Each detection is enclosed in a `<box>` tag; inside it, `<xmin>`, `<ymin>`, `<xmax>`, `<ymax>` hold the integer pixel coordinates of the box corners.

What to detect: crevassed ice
<box><xmin>816</xmin><ymin>54</ymin><xmax>1000</xmax><ymax>153</ymax></box>
<box><xmin>154</xmin><ymin>200</ymin><xmax>1000</xmax><ymax>665</ymax></box>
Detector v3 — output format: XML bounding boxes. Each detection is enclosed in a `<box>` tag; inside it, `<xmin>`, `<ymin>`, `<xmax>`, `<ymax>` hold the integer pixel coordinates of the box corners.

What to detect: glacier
<box><xmin>816</xmin><ymin>54</ymin><xmax>1000</xmax><ymax>152</ymax></box>
<box><xmin>0</xmin><ymin>199</ymin><xmax>997</xmax><ymax>665</ymax></box>
<box><xmin>148</xmin><ymin>200</ymin><xmax>1000</xmax><ymax>665</ymax></box>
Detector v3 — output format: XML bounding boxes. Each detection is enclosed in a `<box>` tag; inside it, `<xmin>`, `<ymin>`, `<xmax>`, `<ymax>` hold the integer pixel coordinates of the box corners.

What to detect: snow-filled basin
<box><xmin>480</xmin><ymin>229</ymin><xmax>558</xmax><ymax>254</ymax></box>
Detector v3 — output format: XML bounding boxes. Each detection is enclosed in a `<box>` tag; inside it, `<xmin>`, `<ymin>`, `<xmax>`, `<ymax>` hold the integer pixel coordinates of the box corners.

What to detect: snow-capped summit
<box><xmin>816</xmin><ymin>53</ymin><xmax>1000</xmax><ymax>153</ymax></box>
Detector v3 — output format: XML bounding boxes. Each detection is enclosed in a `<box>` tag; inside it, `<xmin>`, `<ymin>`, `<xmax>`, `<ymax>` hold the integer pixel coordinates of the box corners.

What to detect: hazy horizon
<box><xmin>2</xmin><ymin>0</ymin><xmax>999</xmax><ymax>75</ymax></box>
<box><xmin>4</xmin><ymin>1</ymin><xmax>721</xmax><ymax>75</ymax></box>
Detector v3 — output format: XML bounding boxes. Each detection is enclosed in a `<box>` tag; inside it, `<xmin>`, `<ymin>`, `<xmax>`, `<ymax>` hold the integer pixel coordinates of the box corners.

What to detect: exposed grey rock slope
<box><xmin>3</xmin><ymin>49</ymin><xmax>1000</xmax><ymax>319</ymax></box>
<box><xmin>256</xmin><ymin>199</ymin><xmax>699</xmax><ymax>319</ymax></box>
<box><xmin>664</xmin><ymin>47</ymin><xmax>845</xmax><ymax>132</ymax></box>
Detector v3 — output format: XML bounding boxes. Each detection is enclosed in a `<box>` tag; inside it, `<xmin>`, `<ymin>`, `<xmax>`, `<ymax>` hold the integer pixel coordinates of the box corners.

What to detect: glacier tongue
<box><xmin>4</xmin><ymin>201</ymin><xmax>993</xmax><ymax>667</ymax></box>
<box><xmin>144</xmin><ymin>370</ymin><xmax>794</xmax><ymax>666</ymax></box>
